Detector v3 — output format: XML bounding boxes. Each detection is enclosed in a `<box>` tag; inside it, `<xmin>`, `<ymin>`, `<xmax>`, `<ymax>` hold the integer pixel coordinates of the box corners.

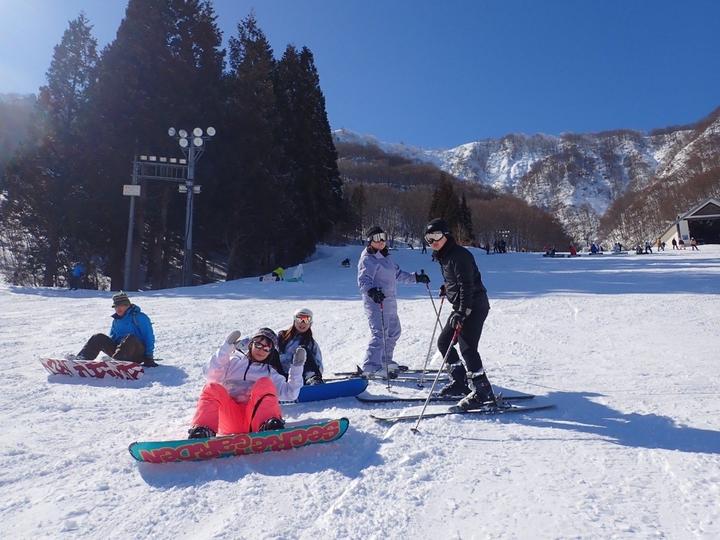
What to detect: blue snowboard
<box><xmin>294</xmin><ymin>378</ymin><xmax>368</xmax><ymax>403</ymax></box>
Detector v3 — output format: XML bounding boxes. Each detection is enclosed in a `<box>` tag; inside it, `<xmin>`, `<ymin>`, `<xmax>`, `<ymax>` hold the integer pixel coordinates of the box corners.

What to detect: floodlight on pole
<box><xmin>169</xmin><ymin>125</ymin><xmax>216</xmax><ymax>286</ymax></box>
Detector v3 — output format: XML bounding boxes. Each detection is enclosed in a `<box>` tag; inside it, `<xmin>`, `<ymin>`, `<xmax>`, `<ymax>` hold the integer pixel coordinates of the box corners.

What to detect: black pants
<box><xmin>437</xmin><ymin>294</ymin><xmax>490</xmax><ymax>380</ymax></box>
<box><xmin>78</xmin><ymin>333</ymin><xmax>145</xmax><ymax>363</ymax></box>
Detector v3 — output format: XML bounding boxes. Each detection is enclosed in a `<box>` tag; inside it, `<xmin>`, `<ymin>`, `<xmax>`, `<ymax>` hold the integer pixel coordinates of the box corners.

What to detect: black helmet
<box><xmin>425</xmin><ymin>218</ymin><xmax>450</xmax><ymax>235</ymax></box>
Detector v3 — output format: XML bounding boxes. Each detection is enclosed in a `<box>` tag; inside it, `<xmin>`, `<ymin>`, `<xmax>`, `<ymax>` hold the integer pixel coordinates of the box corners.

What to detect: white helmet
<box><xmin>293</xmin><ymin>307</ymin><xmax>313</xmax><ymax>320</ymax></box>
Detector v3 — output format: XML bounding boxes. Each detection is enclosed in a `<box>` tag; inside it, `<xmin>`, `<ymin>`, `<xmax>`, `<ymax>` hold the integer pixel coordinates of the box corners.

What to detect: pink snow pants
<box><xmin>190</xmin><ymin>378</ymin><xmax>282</xmax><ymax>434</ymax></box>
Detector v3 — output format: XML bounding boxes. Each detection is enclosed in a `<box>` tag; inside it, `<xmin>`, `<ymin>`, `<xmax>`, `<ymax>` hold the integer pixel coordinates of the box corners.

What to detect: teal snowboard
<box><xmin>129</xmin><ymin>418</ymin><xmax>349</xmax><ymax>463</ymax></box>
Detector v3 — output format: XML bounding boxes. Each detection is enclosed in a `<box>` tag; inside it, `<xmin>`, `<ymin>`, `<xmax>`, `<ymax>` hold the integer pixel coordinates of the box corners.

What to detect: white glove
<box><xmin>292</xmin><ymin>347</ymin><xmax>307</xmax><ymax>367</ymax></box>
<box><xmin>225</xmin><ymin>330</ymin><xmax>242</xmax><ymax>346</ymax></box>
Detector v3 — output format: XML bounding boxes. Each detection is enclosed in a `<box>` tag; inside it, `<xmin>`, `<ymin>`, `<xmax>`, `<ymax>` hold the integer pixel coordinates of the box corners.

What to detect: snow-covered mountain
<box><xmin>334</xmin><ymin>109</ymin><xmax>719</xmax><ymax>239</ymax></box>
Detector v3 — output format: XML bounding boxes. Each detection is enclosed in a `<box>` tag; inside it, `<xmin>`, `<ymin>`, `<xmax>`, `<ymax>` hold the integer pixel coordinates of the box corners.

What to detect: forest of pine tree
<box><xmin>0</xmin><ymin>2</ymin><xmax>344</xmax><ymax>289</ymax></box>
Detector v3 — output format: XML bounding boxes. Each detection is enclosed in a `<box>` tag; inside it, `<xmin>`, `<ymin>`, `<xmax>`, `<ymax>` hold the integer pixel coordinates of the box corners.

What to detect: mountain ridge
<box><xmin>333</xmin><ymin>107</ymin><xmax>719</xmax><ymax>240</ymax></box>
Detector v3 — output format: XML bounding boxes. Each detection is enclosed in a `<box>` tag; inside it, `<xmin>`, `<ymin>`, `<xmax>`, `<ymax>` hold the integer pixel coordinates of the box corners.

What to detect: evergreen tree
<box><xmin>458</xmin><ymin>193</ymin><xmax>474</xmax><ymax>244</ymax></box>
<box><xmin>84</xmin><ymin>0</ymin><xmax>224</xmax><ymax>288</ymax></box>
<box><xmin>273</xmin><ymin>45</ymin><xmax>343</xmax><ymax>262</ymax></box>
<box><xmin>1</xmin><ymin>14</ymin><xmax>98</xmax><ymax>286</ymax></box>
<box><xmin>428</xmin><ymin>173</ymin><xmax>461</xmax><ymax>233</ymax></box>
<box><xmin>222</xmin><ymin>13</ymin><xmax>287</xmax><ymax>278</ymax></box>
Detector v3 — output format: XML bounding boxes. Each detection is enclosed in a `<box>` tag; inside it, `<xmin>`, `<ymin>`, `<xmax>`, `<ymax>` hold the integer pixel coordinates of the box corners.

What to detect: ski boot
<box><xmin>439</xmin><ymin>362</ymin><xmax>471</xmax><ymax>397</ymax></box>
<box><xmin>187</xmin><ymin>426</ymin><xmax>216</xmax><ymax>439</ymax></box>
<box><xmin>455</xmin><ymin>371</ymin><xmax>497</xmax><ymax>411</ymax></box>
<box><xmin>258</xmin><ymin>417</ymin><xmax>286</xmax><ymax>432</ymax></box>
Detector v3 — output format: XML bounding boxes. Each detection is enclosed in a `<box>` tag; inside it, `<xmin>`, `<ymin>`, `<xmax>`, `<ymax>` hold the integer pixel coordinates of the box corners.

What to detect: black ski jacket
<box><xmin>434</xmin><ymin>237</ymin><xmax>488</xmax><ymax>315</ymax></box>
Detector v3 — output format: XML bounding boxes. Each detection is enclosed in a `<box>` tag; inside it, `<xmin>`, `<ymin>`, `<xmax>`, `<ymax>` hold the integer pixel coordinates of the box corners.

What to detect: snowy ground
<box><xmin>1</xmin><ymin>244</ymin><xmax>719</xmax><ymax>539</ymax></box>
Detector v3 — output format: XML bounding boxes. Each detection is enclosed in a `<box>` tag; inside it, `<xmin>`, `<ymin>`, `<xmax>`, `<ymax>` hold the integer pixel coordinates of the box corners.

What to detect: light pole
<box><xmin>168</xmin><ymin>126</ymin><xmax>215</xmax><ymax>286</ymax></box>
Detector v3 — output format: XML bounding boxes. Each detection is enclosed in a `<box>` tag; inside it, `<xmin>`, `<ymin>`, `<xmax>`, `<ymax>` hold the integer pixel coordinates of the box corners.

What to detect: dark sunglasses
<box><xmin>251</xmin><ymin>339</ymin><xmax>272</xmax><ymax>352</ymax></box>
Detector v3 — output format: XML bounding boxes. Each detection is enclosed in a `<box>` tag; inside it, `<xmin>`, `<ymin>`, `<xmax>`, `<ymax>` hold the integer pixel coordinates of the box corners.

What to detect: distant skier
<box><xmin>71</xmin><ymin>291</ymin><xmax>157</xmax><ymax>367</ymax></box>
<box><xmin>187</xmin><ymin>328</ymin><xmax>306</xmax><ymax>438</ymax></box>
<box><xmin>357</xmin><ymin>226</ymin><xmax>429</xmax><ymax>377</ymax></box>
<box><xmin>424</xmin><ymin>218</ymin><xmax>496</xmax><ymax>409</ymax></box>
<box><xmin>68</xmin><ymin>261</ymin><xmax>86</xmax><ymax>290</ymax></box>
<box><xmin>277</xmin><ymin>308</ymin><xmax>324</xmax><ymax>385</ymax></box>
<box><xmin>341</xmin><ymin>258</ymin><xmax>351</xmax><ymax>268</ymax></box>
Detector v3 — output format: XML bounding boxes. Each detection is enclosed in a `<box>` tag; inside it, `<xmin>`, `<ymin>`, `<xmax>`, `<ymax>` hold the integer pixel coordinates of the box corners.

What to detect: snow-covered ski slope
<box><xmin>1</xmin><ymin>245</ymin><xmax>719</xmax><ymax>539</ymax></box>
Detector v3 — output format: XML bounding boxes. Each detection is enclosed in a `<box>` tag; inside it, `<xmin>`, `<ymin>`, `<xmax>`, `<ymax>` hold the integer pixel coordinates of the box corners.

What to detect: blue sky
<box><xmin>1</xmin><ymin>0</ymin><xmax>718</xmax><ymax>148</ymax></box>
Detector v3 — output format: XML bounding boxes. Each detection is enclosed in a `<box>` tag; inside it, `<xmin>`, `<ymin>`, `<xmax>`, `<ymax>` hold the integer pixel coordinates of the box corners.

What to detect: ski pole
<box><xmin>379</xmin><ymin>298</ymin><xmax>391</xmax><ymax>391</ymax></box>
<box><xmin>418</xmin><ymin>288</ymin><xmax>444</xmax><ymax>388</ymax></box>
<box><xmin>411</xmin><ymin>325</ymin><xmax>462</xmax><ymax>434</ymax></box>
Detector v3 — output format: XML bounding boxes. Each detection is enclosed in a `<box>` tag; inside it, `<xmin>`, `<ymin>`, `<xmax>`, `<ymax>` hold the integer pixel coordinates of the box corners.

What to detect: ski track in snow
<box><xmin>1</xmin><ymin>245</ymin><xmax>720</xmax><ymax>539</ymax></box>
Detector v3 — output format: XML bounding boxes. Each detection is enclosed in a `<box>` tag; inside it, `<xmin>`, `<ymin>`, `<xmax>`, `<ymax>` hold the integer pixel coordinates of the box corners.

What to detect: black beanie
<box><xmin>425</xmin><ymin>218</ymin><xmax>450</xmax><ymax>235</ymax></box>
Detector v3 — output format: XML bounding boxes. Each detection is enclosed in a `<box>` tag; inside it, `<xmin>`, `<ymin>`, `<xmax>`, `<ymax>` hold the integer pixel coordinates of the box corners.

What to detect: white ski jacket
<box><xmin>203</xmin><ymin>341</ymin><xmax>303</xmax><ymax>403</ymax></box>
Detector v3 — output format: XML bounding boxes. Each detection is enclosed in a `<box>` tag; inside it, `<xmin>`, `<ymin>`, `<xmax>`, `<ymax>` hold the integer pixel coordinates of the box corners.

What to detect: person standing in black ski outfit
<box><xmin>425</xmin><ymin>218</ymin><xmax>496</xmax><ymax>409</ymax></box>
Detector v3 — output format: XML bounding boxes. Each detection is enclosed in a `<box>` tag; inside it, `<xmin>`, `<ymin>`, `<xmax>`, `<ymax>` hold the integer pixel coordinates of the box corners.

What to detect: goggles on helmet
<box><xmin>251</xmin><ymin>339</ymin><xmax>272</xmax><ymax>352</ymax></box>
<box><xmin>424</xmin><ymin>231</ymin><xmax>444</xmax><ymax>243</ymax></box>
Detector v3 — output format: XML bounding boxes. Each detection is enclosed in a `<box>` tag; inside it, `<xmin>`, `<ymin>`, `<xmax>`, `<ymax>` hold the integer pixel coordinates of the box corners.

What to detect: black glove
<box><xmin>415</xmin><ymin>271</ymin><xmax>430</xmax><ymax>284</ymax></box>
<box><xmin>367</xmin><ymin>287</ymin><xmax>385</xmax><ymax>304</ymax></box>
<box><xmin>439</xmin><ymin>284</ymin><xmax>446</xmax><ymax>297</ymax></box>
<box><xmin>449</xmin><ymin>311</ymin><xmax>465</xmax><ymax>329</ymax></box>
<box><xmin>143</xmin><ymin>356</ymin><xmax>159</xmax><ymax>367</ymax></box>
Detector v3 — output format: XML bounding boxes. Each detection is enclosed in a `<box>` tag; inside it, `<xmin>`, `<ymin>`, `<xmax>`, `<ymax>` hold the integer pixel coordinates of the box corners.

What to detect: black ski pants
<box><xmin>78</xmin><ymin>333</ymin><xmax>146</xmax><ymax>363</ymax></box>
<box><xmin>437</xmin><ymin>293</ymin><xmax>490</xmax><ymax>381</ymax></box>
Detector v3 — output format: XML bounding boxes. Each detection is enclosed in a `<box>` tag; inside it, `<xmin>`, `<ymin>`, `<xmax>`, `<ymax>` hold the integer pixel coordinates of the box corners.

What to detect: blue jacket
<box><xmin>109</xmin><ymin>304</ymin><xmax>155</xmax><ymax>357</ymax></box>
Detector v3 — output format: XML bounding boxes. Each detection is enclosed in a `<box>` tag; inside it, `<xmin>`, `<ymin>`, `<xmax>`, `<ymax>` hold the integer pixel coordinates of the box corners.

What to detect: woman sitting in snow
<box><xmin>277</xmin><ymin>308</ymin><xmax>324</xmax><ymax>385</ymax></box>
<box><xmin>186</xmin><ymin>328</ymin><xmax>306</xmax><ymax>438</ymax></box>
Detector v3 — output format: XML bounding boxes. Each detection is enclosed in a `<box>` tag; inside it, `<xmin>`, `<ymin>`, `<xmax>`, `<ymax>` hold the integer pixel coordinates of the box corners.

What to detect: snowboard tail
<box><xmin>40</xmin><ymin>357</ymin><xmax>144</xmax><ymax>380</ymax></box>
<box><xmin>294</xmin><ymin>378</ymin><xmax>368</xmax><ymax>403</ymax></box>
<box><xmin>129</xmin><ymin>418</ymin><xmax>349</xmax><ymax>463</ymax></box>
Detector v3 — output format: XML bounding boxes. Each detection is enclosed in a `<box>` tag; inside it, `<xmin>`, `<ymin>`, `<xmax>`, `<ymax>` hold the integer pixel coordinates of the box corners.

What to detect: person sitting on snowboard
<box><xmin>71</xmin><ymin>291</ymin><xmax>157</xmax><ymax>367</ymax></box>
<box><xmin>277</xmin><ymin>307</ymin><xmax>324</xmax><ymax>385</ymax></box>
<box><xmin>187</xmin><ymin>328</ymin><xmax>306</xmax><ymax>438</ymax></box>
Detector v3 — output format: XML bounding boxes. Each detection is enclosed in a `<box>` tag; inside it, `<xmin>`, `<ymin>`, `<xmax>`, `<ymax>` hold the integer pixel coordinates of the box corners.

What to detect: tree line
<box><xmin>335</xmin><ymin>142</ymin><xmax>570</xmax><ymax>251</ymax></box>
<box><xmin>0</xmin><ymin>1</ymin><xmax>342</xmax><ymax>289</ymax></box>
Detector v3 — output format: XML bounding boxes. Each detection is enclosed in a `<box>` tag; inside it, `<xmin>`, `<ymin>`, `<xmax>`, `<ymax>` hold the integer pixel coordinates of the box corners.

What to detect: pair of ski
<box><xmin>329</xmin><ymin>367</ymin><xmax>449</xmax><ymax>384</ymax></box>
<box><xmin>359</xmin><ymin>392</ymin><xmax>555</xmax><ymax>423</ymax></box>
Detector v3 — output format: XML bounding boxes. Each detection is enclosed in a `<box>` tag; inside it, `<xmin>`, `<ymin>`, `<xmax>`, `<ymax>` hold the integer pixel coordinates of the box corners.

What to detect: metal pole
<box><xmin>411</xmin><ymin>326</ymin><xmax>462</xmax><ymax>434</ymax></box>
<box><xmin>183</xmin><ymin>144</ymin><xmax>196</xmax><ymax>286</ymax></box>
<box><xmin>123</xmin><ymin>158</ymin><xmax>138</xmax><ymax>290</ymax></box>
<box><xmin>417</xmin><ymin>292</ymin><xmax>445</xmax><ymax>388</ymax></box>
